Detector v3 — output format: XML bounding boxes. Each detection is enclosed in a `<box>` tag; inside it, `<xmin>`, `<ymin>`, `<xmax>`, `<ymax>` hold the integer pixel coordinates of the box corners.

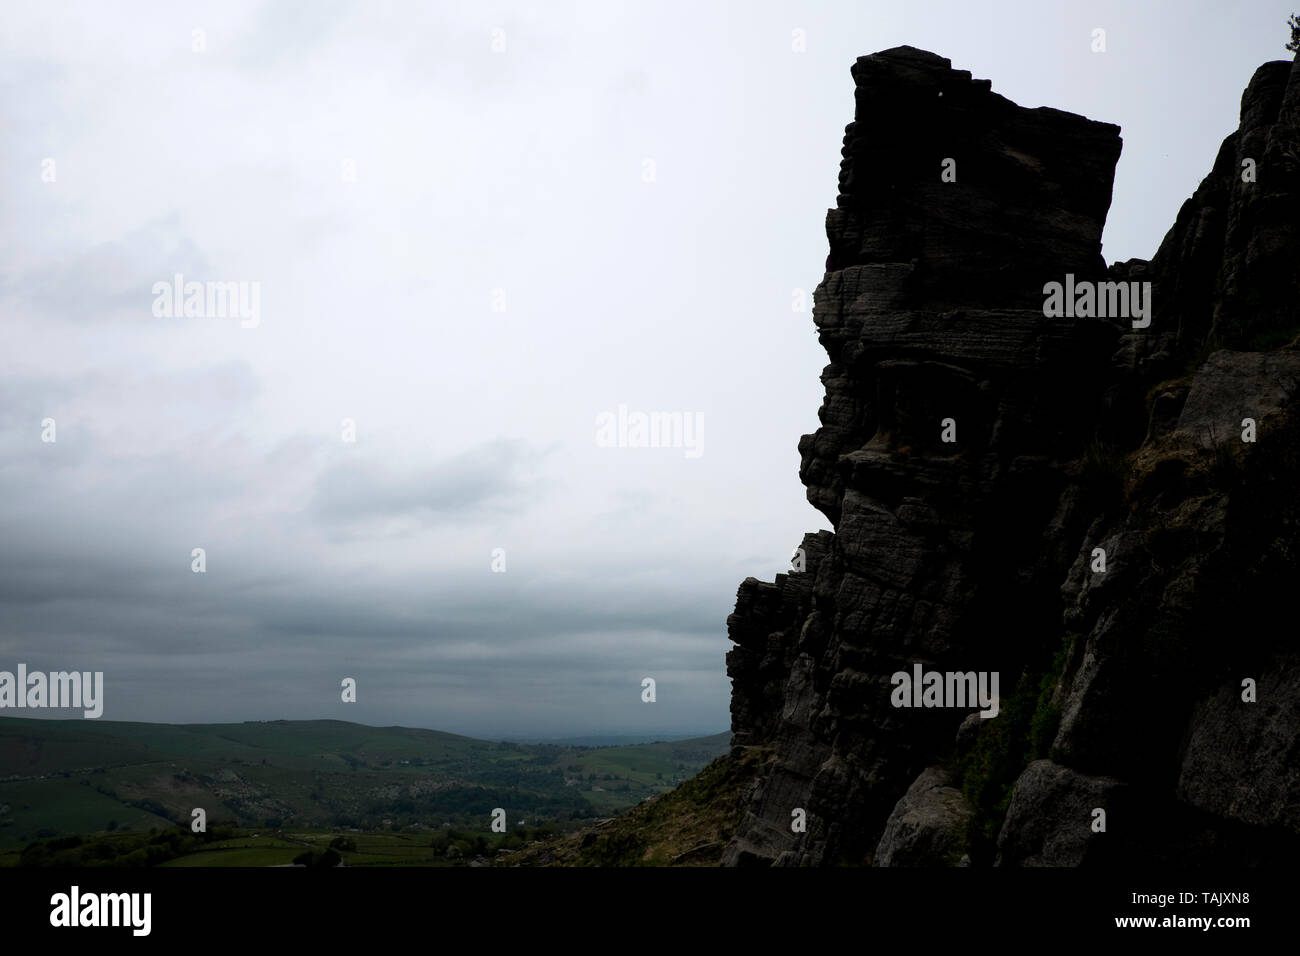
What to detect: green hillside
<box><xmin>0</xmin><ymin>717</ymin><xmax>729</xmax><ymax>862</ymax></box>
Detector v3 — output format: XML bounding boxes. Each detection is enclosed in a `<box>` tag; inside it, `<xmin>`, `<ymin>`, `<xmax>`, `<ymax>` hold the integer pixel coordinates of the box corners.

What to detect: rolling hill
<box><xmin>0</xmin><ymin>716</ymin><xmax>729</xmax><ymax>858</ymax></box>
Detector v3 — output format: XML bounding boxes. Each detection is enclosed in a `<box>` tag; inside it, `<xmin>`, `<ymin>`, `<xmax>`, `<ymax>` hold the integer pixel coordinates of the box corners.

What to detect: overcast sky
<box><xmin>1</xmin><ymin>0</ymin><xmax>1295</xmax><ymax>738</ymax></box>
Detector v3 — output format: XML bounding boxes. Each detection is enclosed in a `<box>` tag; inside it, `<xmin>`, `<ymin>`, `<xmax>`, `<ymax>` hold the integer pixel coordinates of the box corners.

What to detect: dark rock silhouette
<box><xmin>722</xmin><ymin>46</ymin><xmax>1300</xmax><ymax>867</ymax></box>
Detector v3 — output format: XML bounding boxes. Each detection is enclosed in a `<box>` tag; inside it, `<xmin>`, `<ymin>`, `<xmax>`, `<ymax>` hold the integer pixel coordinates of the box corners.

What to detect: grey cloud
<box><xmin>310</xmin><ymin>438</ymin><xmax>552</xmax><ymax>522</ymax></box>
<box><xmin>8</xmin><ymin>215</ymin><xmax>212</xmax><ymax>323</ymax></box>
<box><xmin>5</xmin><ymin>0</ymin><xmax>1235</xmax><ymax>738</ymax></box>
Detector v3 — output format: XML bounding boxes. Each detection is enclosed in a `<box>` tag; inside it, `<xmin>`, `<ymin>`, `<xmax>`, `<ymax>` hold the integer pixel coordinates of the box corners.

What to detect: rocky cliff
<box><xmin>722</xmin><ymin>46</ymin><xmax>1300</xmax><ymax>867</ymax></box>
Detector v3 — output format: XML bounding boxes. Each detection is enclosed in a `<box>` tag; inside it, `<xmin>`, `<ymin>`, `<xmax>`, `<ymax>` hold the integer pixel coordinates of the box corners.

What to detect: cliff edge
<box><xmin>723</xmin><ymin>46</ymin><xmax>1300</xmax><ymax>867</ymax></box>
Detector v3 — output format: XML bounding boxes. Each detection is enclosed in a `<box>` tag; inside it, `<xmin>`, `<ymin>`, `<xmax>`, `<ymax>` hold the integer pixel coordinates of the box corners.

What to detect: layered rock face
<box><xmin>723</xmin><ymin>46</ymin><xmax>1300</xmax><ymax>867</ymax></box>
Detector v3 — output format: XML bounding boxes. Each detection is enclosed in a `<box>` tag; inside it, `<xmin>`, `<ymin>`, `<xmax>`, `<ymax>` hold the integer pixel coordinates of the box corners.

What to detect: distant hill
<box><xmin>0</xmin><ymin>717</ymin><xmax>729</xmax><ymax>851</ymax></box>
<box><xmin>502</xmin><ymin>733</ymin><xmax>724</xmax><ymax>748</ymax></box>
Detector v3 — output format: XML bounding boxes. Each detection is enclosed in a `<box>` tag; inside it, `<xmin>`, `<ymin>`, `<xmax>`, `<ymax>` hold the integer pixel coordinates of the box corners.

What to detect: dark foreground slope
<box><xmin>721</xmin><ymin>46</ymin><xmax>1300</xmax><ymax>867</ymax></box>
<box><xmin>504</xmin><ymin>747</ymin><xmax>768</xmax><ymax>866</ymax></box>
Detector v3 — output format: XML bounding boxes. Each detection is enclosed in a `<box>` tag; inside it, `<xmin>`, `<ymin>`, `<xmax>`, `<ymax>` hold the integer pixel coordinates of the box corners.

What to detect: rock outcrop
<box><xmin>873</xmin><ymin>765</ymin><xmax>972</xmax><ymax>866</ymax></box>
<box><xmin>721</xmin><ymin>45</ymin><xmax>1300</xmax><ymax>867</ymax></box>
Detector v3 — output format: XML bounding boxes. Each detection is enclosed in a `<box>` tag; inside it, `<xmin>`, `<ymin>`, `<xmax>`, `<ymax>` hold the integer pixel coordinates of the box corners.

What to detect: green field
<box><xmin>0</xmin><ymin>717</ymin><xmax>728</xmax><ymax>864</ymax></box>
<box><xmin>161</xmin><ymin>846</ymin><xmax>301</xmax><ymax>867</ymax></box>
